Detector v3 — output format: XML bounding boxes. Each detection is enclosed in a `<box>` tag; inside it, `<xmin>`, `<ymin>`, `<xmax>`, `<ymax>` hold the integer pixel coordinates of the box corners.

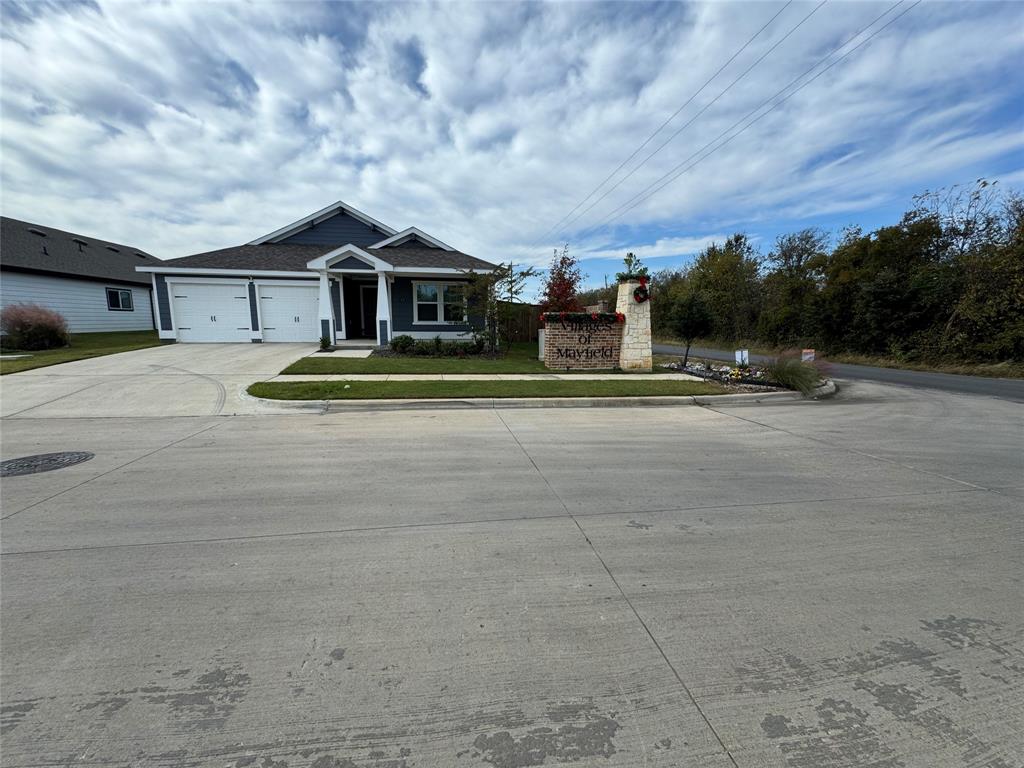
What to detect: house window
<box><xmin>106</xmin><ymin>288</ymin><xmax>134</xmax><ymax>311</ymax></box>
<box><xmin>413</xmin><ymin>282</ymin><xmax>467</xmax><ymax>324</ymax></box>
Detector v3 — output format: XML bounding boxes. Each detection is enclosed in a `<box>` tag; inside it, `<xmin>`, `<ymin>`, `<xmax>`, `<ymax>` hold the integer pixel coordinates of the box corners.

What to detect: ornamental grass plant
<box><xmin>765</xmin><ymin>353</ymin><xmax>821</xmax><ymax>395</ymax></box>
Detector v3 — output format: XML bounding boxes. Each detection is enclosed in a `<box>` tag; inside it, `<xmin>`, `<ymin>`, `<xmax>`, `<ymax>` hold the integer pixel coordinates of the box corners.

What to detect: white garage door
<box><xmin>171</xmin><ymin>282</ymin><xmax>252</xmax><ymax>343</ymax></box>
<box><xmin>258</xmin><ymin>284</ymin><xmax>320</xmax><ymax>342</ymax></box>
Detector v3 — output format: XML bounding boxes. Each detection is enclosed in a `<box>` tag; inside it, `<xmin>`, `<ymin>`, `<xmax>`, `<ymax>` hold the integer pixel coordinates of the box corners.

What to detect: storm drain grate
<box><xmin>1</xmin><ymin>451</ymin><xmax>95</xmax><ymax>477</ymax></box>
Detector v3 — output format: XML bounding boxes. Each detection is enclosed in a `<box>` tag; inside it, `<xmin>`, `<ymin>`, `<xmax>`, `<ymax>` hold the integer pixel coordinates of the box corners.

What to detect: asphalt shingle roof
<box><xmin>161</xmin><ymin>243</ymin><xmax>497</xmax><ymax>272</ymax></box>
<box><xmin>1</xmin><ymin>216</ymin><xmax>159</xmax><ymax>286</ymax></box>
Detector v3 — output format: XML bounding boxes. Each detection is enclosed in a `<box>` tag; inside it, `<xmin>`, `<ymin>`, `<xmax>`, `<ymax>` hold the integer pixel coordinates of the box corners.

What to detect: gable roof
<box><xmin>371</xmin><ymin>227</ymin><xmax>455</xmax><ymax>251</ymax></box>
<box><xmin>153</xmin><ymin>242</ymin><xmax>497</xmax><ymax>272</ymax></box>
<box><xmin>247</xmin><ymin>201</ymin><xmax>397</xmax><ymax>245</ymax></box>
<box><xmin>1</xmin><ymin>216</ymin><xmax>158</xmax><ymax>286</ymax></box>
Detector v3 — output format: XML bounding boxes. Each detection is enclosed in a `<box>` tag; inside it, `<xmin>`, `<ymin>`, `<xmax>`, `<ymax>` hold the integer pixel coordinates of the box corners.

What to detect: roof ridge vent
<box><xmin>27</xmin><ymin>227</ymin><xmax>47</xmax><ymax>237</ymax></box>
<box><xmin>106</xmin><ymin>245</ymin><xmax>121</xmax><ymax>252</ymax></box>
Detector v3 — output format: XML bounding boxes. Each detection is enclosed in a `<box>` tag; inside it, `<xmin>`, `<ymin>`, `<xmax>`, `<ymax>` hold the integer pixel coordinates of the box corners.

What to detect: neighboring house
<box><xmin>1</xmin><ymin>216</ymin><xmax>158</xmax><ymax>333</ymax></box>
<box><xmin>137</xmin><ymin>201</ymin><xmax>497</xmax><ymax>344</ymax></box>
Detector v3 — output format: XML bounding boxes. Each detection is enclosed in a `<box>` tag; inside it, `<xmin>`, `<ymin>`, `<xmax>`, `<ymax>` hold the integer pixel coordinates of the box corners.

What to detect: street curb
<box><xmin>241</xmin><ymin>381</ymin><xmax>836</xmax><ymax>413</ymax></box>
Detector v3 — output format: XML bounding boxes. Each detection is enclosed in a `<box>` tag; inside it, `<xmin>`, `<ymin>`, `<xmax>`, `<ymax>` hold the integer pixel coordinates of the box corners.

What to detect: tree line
<box><xmin>577</xmin><ymin>181</ymin><xmax>1023</xmax><ymax>362</ymax></box>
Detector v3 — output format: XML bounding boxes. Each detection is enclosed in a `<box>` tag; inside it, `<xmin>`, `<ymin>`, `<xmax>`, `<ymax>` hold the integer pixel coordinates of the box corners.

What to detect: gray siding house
<box><xmin>137</xmin><ymin>202</ymin><xmax>497</xmax><ymax>345</ymax></box>
<box><xmin>0</xmin><ymin>216</ymin><xmax>158</xmax><ymax>333</ymax></box>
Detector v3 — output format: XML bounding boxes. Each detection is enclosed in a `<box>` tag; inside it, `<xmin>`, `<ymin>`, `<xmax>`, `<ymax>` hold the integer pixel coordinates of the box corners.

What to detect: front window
<box><xmin>106</xmin><ymin>288</ymin><xmax>134</xmax><ymax>311</ymax></box>
<box><xmin>443</xmin><ymin>285</ymin><xmax>465</xmax><ymax>322</ymax></box>
<box><xmin>414</xmin><ymin>282</ymin><xmax>466</xmax><ymax>324</ymax></box>
<box><xmin>415</xmin><ymin>284</ymin><xmax>439</xmax><ymax>321</ymax></box>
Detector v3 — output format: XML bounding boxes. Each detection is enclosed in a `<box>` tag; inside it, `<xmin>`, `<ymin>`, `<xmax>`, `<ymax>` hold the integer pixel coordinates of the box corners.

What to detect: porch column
<box><xmin>375</xmin><ymin>271</ymin><xmax>391</xmax><ymax>346</ymax></box>
<box><xmin>318</xmin><ymin>271</ymin><xmax>334</xmax><ymax>342</ymax></box>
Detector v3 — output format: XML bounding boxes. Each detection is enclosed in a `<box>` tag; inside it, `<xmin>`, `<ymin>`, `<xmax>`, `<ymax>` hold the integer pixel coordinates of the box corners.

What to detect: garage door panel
<box><xmin>259</xmin><ymin>284</ymin><xmax>319</xmax><ymax>343</ymax></box>
<box><xmin>171</xmin><ymin>283</ymin><xmax>251</xmax><ymax>343</ymax></box>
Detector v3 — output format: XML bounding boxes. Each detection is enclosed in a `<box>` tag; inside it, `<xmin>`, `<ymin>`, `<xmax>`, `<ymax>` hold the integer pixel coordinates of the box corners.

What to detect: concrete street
<box><xmin>1</xmin><ymin>348</ymin><xmax>1022</xmax><ymax>767</ymax></box>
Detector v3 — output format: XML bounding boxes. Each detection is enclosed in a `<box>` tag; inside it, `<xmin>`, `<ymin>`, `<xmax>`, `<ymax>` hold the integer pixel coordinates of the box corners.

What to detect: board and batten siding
<box><xmin>0</xmin><ymin>271</ymin><xmax>154</xmax><ymax>333</ymax></box>
<box><xmin>278</xmin><ymin>211</ymin><xmax>384</xmax><ymax>247</ymax></box>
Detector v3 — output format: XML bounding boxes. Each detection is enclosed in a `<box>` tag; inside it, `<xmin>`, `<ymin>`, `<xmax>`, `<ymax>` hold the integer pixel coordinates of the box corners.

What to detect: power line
<box><xmin>530</xmin><ymin>1</ymin><xmax>794</xmax><ymax>248</ymax></box>
<box><xmin>580</xmin><ymin>0</ymin><xmax>920</xmax><ymax>237</ymax></box>
<box><xmin>551</xmin><ymin>0</ymin><xmax>829</xmax><ymax>239</ymax></box>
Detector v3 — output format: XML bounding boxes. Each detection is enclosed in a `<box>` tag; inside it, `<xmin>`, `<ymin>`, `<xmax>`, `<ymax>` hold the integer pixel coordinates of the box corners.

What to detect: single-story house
<box><xmin>1</xmin><ymin>216</ymin><xmax>158</xmax><ymax>332</ymax></box>
<box><xmin>136</xmin><ymin>201</ymin><xmax>497</xmax><ymax>345</ymax></box>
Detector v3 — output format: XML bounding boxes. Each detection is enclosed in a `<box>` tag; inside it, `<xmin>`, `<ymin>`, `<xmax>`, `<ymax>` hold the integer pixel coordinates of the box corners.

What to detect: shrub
<box><xmin>390</xmin><ymin>334</ymin><xmax>414</xmax><ymax>353</ymax></box>
<box><xmin>765</xmin><ymin>354</ymin><xmax>820</xmax><ymax>395</ymax></box>
<box><xmin>319</xmin><ymin>335</ymin><xmax>331</xmax><ymax>350</ymax></box>
<box><xmin>1</xmin><ymin>303</ymin><xmax>70</xmax><ymax>350</ymax></box>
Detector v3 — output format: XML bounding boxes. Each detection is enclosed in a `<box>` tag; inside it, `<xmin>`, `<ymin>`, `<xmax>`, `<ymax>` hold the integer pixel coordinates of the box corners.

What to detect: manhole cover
<box><xmin>1</xmin><ymin>452</ymin><xmax>95</xmax><ymax>477</ymax></box>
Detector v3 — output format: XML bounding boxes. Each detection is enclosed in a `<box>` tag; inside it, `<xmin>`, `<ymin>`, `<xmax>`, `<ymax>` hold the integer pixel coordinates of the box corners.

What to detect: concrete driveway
<box><xmin>0</xmin><ymin>343</ymin><xmax>315</xmax><ymax>418</ymax></box>
<box><xmin>1</xmin><ymin>379</ymin><xmax>1021</xmax><ymax>767</ymax></box>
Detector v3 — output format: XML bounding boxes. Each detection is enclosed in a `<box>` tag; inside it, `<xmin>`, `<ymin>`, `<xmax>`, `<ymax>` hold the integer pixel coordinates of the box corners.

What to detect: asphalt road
<box><xmin>654</xmin><ymin>343</ymin><xmax>1024</xmax><ymax>402</ymax></box>
<box><xmin>2</xmin><ymin>378</ymin><xmax>1022</xmax><ymax>767</ymax></box>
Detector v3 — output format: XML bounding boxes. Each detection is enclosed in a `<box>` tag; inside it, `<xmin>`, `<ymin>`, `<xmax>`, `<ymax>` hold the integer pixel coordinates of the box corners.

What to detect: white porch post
<box><xmin>335</xmin><ymin>276</ymin><xmax>346</xmax><ymax>340</ymax></box>
<box><xmin>318</xmin><ymin>271</ymin><xmax>334</xmax><ymax>342</ymax></box>
<box><xmin>375</xmin><ymin>271</ymin><xmax>391</xmax><ymax>346</ymax></box>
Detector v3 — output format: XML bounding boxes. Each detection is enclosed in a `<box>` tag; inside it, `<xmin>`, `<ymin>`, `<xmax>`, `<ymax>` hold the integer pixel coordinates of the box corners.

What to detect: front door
<box><xmin>359</xmin><ymin>284</ymin><xmax>377</xmax><ymax>338</ymax></box>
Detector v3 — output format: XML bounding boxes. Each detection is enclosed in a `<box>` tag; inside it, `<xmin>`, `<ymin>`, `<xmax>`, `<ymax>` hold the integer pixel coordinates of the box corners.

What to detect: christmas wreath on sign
<box><xmin>632</xmin><ymin>276</ymin><xmax>650</xmax><ymax>304</ymax></box>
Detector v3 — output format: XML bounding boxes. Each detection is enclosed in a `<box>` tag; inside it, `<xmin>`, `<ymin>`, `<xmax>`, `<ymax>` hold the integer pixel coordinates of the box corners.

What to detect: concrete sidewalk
<box><xmin>266</xmin><ymin>371</ymin><xmax>704</xmax><ymax>382</ymax></box>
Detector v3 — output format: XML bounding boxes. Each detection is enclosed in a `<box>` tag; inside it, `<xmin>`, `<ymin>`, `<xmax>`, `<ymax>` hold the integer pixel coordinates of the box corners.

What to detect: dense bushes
<box><xmin>645</xmin><ymin>181</ymin><xmax>1023</xmax><ymax>363</ymax></box>
<box><xmin>389</xmin><ymin>334</ymin><xmax>485</xmax><ymax>357</ymax></box>
<box><xmin>0</xmin><ymin>304</ymin><xmax>70</xmax><ymax>350</ymax></box>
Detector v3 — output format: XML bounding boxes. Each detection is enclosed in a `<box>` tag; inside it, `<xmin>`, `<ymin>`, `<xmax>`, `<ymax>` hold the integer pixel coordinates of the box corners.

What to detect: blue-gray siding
<box><xmin>278</xmin><ymin>211</ymin><xmax>385</xmax><ymax>247</ymax></box>
<box><xmin>333</xmin><ymin>255</ymin><xmax>373</xmax><ymax>269</ymax></box>
<box><xmin>247</xmin><ymin>282</ymin><xmax>259</xmax><ymax>330</ymax></box>
<box><xmin>155</xmin><ymin>274</ymin><xmax>172</xmax><ymax>331</ymax></box>
<box><xmin>390</xmin><ymin>276</ymin><xmax>479</xmax><ymax>334</ymax></box>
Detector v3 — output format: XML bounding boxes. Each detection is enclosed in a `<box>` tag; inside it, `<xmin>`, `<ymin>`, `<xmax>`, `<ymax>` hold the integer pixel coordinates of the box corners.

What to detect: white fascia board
<box><xmin>391</xmin><ymin>266</ymin><xmax>497</xmax><ymax>276</ymax></box>
<box><xmin>136</xmin><ymin>266</ymin><xmax>313</xmax><ymax>278</ymax></box>
<box><xmin>308</xmin><ymin>244</ymin><xmax>393</xmax><ymax>272</ymax></box>
<box><xmin>247</xmin><ymin>201</ymin><xmax>398</xmax><ymax>245</ymax></box>
<box><xmin>370</xmin><ymin>227</ymin><xmax>455</xmax><ymax>251</ymax></box>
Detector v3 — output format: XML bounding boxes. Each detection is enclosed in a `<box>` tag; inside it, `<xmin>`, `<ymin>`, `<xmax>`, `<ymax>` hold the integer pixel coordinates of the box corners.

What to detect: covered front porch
<box><xmin>316</xmin><ymin>269</ymin><xmax>392</xmax><ymax>346</ymax></box>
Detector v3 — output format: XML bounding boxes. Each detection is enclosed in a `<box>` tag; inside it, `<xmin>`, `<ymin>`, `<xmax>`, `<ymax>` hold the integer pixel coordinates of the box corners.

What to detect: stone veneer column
<box><xmin>616</xmin><ymin>281</ymin><xmax>652</xmax><ymax>371</ymax></box>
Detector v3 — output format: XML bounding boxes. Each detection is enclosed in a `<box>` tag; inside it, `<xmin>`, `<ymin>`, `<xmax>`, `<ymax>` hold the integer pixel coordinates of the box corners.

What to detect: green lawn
<box><xmin>0</xmin><ymin>331</ymin><xmax>162</xmax><ymax>374</ymax></box>
<box><xmin>284</xmin><ymin>342</ymin><xmax>673</xmax><ymax>375</ymax></box>
<box><xmin>249</xmin><ymin>379</ymin><xmax>724</xmax><ymax>401</ymax></box>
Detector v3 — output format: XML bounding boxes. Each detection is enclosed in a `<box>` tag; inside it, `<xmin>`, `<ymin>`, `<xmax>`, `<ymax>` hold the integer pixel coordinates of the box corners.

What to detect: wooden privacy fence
<box><xmin>498</xmin><ymin>301</ymin><xmax>541</xmax><ymax>342</ymax></box>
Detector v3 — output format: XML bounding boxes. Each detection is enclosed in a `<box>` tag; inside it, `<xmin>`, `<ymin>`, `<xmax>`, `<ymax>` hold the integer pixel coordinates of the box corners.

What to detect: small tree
<box><xmin>616</xmin><ymin>252</ymin><xmax>649</xmax><ymax>282</ymax></box>
<box><xmin>462</xmin><ymin>261</ymin><xmax>537</xmax><ymax>353</ymax></box>
<box><xmin>671</xmin><ymin>292</ymin><xmax>713</xmax><ymax>367</ymax></box>
<box><xmin>538</xmin><ymin>244</ymin><xmax>582</xmax><ymax>313</ymax></box>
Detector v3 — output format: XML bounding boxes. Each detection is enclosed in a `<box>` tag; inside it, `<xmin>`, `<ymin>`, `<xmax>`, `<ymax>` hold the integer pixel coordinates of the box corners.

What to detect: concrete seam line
<box><xmin>0</xmin><ymin>421</ymin><xmax>226</xmax><ymax>521</ymax></box>
<box><xmin>0</xmin><ymin>487</ymin><xmax>985</xmax><ymax>558</ymax></box>
<box><xmin>1</xmin><ymin>378</ymin><xmax>115</xmax><ymax>419</ymax></box>
<box><xmin>492</xmin><ymin>409</ymin><xmax>742</xmax><ymax>767</ymax></box>
<box><xmin>703</xmin><ymin>405</ymin><xmax>996</xmax><ymax>494</ymax></box>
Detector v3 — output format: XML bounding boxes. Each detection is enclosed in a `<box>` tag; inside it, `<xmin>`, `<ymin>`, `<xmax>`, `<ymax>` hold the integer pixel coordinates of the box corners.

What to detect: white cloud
<box><xmin>0</xmin><ymin>0</ymin><xmax>1021</xmax><ymax>268</ymax></box>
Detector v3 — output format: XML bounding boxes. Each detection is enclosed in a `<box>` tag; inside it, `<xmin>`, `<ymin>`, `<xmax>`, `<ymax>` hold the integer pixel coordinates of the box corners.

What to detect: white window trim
<box><xmin>106</xmin><ymin>287</ymin><xmax>134</xmax><ymax>311</ymax></box>
<box><xmin>412</xmin><ymin>281</ymin><xmax>468</xmax><ymax>325</ymax></box>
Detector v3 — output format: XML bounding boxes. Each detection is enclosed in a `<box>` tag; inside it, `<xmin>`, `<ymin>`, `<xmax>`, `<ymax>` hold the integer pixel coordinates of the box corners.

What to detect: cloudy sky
<box><xmin>1</xmin><ymin>0</ymin><xmax>1022</xmax><ymax>294</ymax></box>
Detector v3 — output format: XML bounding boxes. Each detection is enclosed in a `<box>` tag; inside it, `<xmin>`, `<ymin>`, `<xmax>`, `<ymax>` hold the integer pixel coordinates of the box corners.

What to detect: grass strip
<box><xmin>283</xmin><ymin>342</ymin><xmax>674</xmax><ymax>375</ymax></box>
<box><xmin>249</xmin><ymin>379</ymin><xmax>725</xmax><ymax>401</ymax></box>
<box><xmin>1</xmin><ymin>331</ymin><xmax>163</xmax><ymax>374</ymax></box>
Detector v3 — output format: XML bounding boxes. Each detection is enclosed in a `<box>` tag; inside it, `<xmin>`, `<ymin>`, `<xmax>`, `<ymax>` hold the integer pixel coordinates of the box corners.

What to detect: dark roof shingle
<box><xmin>1</xmin><ymin>216</ymin><xmax>159</xmax><ymax>286</ymax></box>
<box><xmin>161</xmin><ymin>243</ymin><xmax>497</xmax><ymax>272</ymax></box>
